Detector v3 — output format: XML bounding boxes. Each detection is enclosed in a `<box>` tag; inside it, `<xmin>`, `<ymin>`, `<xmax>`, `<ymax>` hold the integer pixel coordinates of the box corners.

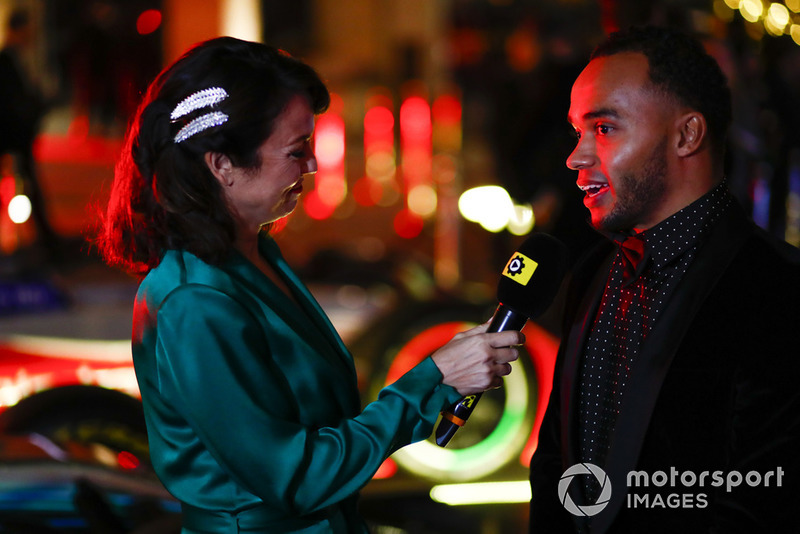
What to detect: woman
<box><xmin>99</xmin><ymin>37</ymin><xmax>522</xmax><ymax>533</ymax></box>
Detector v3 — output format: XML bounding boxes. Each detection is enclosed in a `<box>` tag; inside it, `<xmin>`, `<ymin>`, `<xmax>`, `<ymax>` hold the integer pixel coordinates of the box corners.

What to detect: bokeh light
<box><xmin>136</xmin><ymin>9</ymin><xmax>162</xmax><ymax>35</ymax></box>
<box><xmin>8</xmin><ymin>195</ymin><xmax>32</xmax><ymax>224</ymax></box>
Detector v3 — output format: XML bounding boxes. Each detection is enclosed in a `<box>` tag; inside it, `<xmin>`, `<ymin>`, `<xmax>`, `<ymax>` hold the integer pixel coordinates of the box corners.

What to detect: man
<box><xmin>529</xmin><ymin>26</ymin><xmax>800</xmax><ymax>533</ymax></box>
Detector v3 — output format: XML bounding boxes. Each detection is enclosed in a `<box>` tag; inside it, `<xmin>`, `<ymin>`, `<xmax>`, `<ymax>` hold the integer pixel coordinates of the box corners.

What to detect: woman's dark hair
<box><xmin>592</xmin><ymin>26</ymin><xmax>732</xmax><ymax>159</ymax></box>
<box><xmin>98</xmin><ymin>37</ymin><xmax>330</xmax><ymax>276</ymax></box>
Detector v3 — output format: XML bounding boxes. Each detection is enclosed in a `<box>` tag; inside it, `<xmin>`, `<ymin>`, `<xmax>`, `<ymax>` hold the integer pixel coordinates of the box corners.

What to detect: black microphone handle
<box><xmin>435</xmin><ymin>303</ymin><xmax>529</xmax><ymax>447</ymax></box>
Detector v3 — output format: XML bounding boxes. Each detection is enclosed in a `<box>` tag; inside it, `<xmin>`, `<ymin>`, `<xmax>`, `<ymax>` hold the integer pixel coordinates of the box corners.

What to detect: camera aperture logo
<box><xmin>558</xmin><ymin>463</ymin><xmax>612</xmax><ymax>517</ymax></box>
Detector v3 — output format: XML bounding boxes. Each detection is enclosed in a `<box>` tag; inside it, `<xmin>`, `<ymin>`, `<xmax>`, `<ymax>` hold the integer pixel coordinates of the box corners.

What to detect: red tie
<box><xmin>617</xmin><ymin>234</ymin><xmax>646</xmax><ymax>284</ymax></box>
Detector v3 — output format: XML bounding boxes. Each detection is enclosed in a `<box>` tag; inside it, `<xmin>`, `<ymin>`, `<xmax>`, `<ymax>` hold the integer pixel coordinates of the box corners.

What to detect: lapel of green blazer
<box><xmin>217</xmin><ymin>237</ymin><xmax>359</xmax><ymax>395</ymax></box>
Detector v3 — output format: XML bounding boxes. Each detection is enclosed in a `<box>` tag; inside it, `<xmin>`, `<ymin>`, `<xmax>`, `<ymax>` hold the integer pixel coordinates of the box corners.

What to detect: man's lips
<box><xmin>578</xmin><ymin>182</ymin><xmax>609</xmax><ymax>198</ymax></box>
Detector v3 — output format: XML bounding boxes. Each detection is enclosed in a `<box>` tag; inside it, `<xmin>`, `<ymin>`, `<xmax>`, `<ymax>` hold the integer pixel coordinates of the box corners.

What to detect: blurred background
<box><xmin>0</xmin><ymin>0</ymin><xmax>797</xmax><ymax>532</ymax></box>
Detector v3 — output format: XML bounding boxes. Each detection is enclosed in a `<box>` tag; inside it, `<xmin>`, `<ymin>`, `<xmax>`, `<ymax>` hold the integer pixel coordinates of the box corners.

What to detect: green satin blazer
<box><xmin>132</xmin><ymin>236</ymin><xmax>461</xmax><ymax>533</ymax></box>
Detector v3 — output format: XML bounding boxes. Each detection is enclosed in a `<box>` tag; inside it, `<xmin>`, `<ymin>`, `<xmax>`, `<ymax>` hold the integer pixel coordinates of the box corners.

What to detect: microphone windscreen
<box><xmin>496</xmin><ymin>233</ymin><xmax>568</xmax><ymax>319</ymax></box>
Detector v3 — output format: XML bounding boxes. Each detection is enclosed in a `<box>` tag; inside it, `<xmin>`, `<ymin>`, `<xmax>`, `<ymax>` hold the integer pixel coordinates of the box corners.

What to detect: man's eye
<box><xmin>596</xmin><ymin>124</ymin><xmax>612</xmax><ymax>135</ymax></box>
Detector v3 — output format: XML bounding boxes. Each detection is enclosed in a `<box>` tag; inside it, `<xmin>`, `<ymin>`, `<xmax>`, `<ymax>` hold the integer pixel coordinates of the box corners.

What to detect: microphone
<box><xmin>435</xmin><ymin>232</ymin><xmax>568</xmax><ymax>447</ymax></box>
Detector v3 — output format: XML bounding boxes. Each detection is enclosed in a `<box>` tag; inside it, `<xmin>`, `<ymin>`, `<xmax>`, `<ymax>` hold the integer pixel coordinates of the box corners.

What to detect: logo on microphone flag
<box><xmin>502</xmin><ymin>253</ymin><xmax>538</xmax><ymax>286</ymax></box>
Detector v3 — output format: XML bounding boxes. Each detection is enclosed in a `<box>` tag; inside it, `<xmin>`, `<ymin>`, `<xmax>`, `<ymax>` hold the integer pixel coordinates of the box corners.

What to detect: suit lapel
<box><xmin>590</xmin><ymin>204</ymin><xmax>755</xmax><ymax>533</ymax></box>
<box><xmin>561</xmin><ymin>247</ymin><xmax>614</xmax><ymax>468</ymax></box>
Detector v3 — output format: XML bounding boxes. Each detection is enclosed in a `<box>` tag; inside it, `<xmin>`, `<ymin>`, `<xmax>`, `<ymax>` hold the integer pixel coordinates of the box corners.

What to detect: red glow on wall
<box><xmin>352</xmin><ymin>177</ymin><xmax>383</xmax><ymax>207</ymax></box>
<box><xmin>136</xmin><ymin>9</ymin><xmax>162</xmax><ymax>35</ymax></box>
<box><xmin>393</xmin><ymin>208</ymin><xmax>424</xmax><ymax>239</ymax></box>
<box><xmin>432</xmin><ymin>95</ymin><xmax>461</xmax><ymax>126</ymax></box>
<box><xmin>432</xmin><ymin>93</ymin><xmax>463</xmax><ymax>155</ymax></box>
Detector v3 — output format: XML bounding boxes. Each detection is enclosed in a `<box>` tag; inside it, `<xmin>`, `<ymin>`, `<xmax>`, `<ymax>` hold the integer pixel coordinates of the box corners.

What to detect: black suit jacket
<box><xmin>530</xmin><ymin>201</ymin><xmax>800</xmax><ymax>533</ymax></box>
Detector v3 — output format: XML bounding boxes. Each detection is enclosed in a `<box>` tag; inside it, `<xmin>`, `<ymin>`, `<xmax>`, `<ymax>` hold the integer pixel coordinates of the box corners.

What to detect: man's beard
<box><xmin>597</xmin><ymin>140</ymin><xmax>668</xmax><ymax>232</ymax></box>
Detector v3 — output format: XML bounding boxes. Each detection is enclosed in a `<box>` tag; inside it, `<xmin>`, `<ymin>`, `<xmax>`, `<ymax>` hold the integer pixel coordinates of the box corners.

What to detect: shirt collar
<box><xmin>602</xmin><ymin>181</ymin><xmax>732</xmax><ymax>271</ymax></box>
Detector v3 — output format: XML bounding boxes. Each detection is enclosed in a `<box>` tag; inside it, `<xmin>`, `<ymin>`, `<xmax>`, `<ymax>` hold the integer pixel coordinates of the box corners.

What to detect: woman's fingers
<box><xmin>431</xmin><ymin>329</ymin><xmax>526</xmax><ymax>396</ymax></box>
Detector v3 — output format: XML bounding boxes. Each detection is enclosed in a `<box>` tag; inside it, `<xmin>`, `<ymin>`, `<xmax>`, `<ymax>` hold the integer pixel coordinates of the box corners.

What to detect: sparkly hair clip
<box><xmin>171</xmin><ymin>87</ymin><xmax>229</xmax><ymax>121</ymax></box>
<box><xmin>171</xmin><ymin>87</ymin><xmax>229</xmax><ymax>143</ymax></box>
<box><xmin>174</xmin><ymin>111</ymin><xmax>229</xmax><ymax>144</ymax></box>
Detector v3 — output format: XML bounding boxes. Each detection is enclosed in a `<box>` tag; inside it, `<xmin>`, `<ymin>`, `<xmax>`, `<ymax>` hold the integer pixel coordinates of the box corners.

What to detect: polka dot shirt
<box><xmin>577</xmin><ymin>182</ymin><xmax>733</xmax><ymax>484</ymax></box>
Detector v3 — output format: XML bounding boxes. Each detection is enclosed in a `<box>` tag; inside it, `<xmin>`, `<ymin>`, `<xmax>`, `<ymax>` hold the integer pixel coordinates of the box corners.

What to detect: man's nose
<box><xmin>566</xmin><ymin>138</ymin><xmax>595</xmax><ymax>170</ymax></box>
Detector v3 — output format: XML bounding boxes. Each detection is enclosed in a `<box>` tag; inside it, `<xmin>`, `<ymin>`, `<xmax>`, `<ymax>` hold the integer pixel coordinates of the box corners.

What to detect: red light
<box><xmin>117</xmin><ymin>451</ymin><xmax>140</xmax><ymax>470</ymax></box>
<box><xmin>400</xmin><ymin>97</ymin><xmax>431</xmax><ymax>140</ymax></box>
<box><xmin>0</xmin><ymin>176</ymin><xmax>15</xmax><ymax>205</ymax></box>
<box><xmin>393</xmin><ymin>208</ymin><xmax>424</xmax><ymax>239</ymax></box>
<box><xmin>373</xmin><ymin>458</ymin><xmax>398</xmax><ymax>479</ymax></box>
<box><xmin>353</xmin><ymin>177</ymin><xmax>382</xmax><ymax>207</ymax></box>
<box><xmin>364</xmin><ymin>96</ymin><xmax>397</xmax><ymax>193</ymax></box>
<box><xmin>136</xmin><ymin>9</ymin><xmax>162</xmax><ymax>35</ymax></box>
<box><xmin>364</xmin><ymin>106</ymin><xmax>394</xmax><ymax>138</ymax></box>
<box><xmin>302</xmin><ymin>94</ymin><xmax>345</xmax><ymax>219</ymax></box>
<box><xmin>385</xmin><ymin>322</ymin><xmax>473</xmax><ymax>384</ymax></box>
<box><xmin>315</xmin><ymin>114</ymin><xmax>345</xmax><ymax>167</ymax></box>
<box><xmin>432</xmin><ymin>95</ymin><xmax>461</xmax><ymax>126</ymax></box>
<box><xmin>303</xmin><ymin>189</ymin><xmax>335</xmax><ymax>220</ymax></box>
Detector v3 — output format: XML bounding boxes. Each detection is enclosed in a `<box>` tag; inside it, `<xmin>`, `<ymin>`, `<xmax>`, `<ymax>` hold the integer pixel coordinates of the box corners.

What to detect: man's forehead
<box><xmin>568</xmin><ymin>52</ymin><xmax>652</xmax><ymax>123</ymax></box>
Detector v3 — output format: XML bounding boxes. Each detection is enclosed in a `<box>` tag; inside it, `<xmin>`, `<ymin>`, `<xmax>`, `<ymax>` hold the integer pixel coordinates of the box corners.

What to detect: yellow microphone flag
<box><xmin>502</xmin><ymin>253</ymin><xmax>538</xmax><ymax>286</ymax></box>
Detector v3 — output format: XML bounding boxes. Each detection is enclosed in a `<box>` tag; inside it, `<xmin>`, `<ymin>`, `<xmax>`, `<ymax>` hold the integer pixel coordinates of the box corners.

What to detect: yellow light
<box><xmin>724</xmin><ymin>0</ymin><xmax>740</xmax><ymax>8</ymax></box>
<box><xmin>714</xmin><ymin>0</ymin><xmax>736</xmax><ymax>20</ymax></box>
<box><xmin>458</xmin><ymin>185</ymin><xmax>515</xmax><ymax>232</ymax></box>
<box><xmin>366</xmin><ymin>152</ymin><xmax>396</xmax><ymax>181</ymax></box>
<box><xmin>507</xmin><ymin>203</ymin><xmax>535</xmax><ymax>236</ymax></box>
<box><xmin>791</xmin><ymin>24</ymin><xmax>800</xmax><ymax>44</ymax></box>
<box><xmin>787</xmin><ymin>0</ymin><xmax>800</xmax><ymax>12</ymax></box>
<box><xmin>221</xmin><ymin>0</ymin><xmax>262</xmax><ymax>41</ymax></box>
<box><xmin>317</xmin><ymin>175</ymin><xmax>347</xmax><ymax>207</ymax></box>
<box><xmin>740</xmin><ymin>0</ymin><xmax>764</xmax><ymax>22</ymax></box>
<box><xmin>458</xmin><ymin>186</ymin><xmax>510</xmax><ymax>223</ymax></box>
<box><xmin>430</xmin><ymin>481</ymin><xmax>532</xmax><ymax>505</ymax></box>
<box><xmin>8</xmin><ymin>194</ymin><xmax>32</xmax><ymax>224</ymax></box>
<box><xmin>767</xmin><ymin>2</ymin><xmax>791</xmax><ymax>29</ymax></box>
<box><xmin>764</xmin><ymin>15</ymin><xmax>784</xmax><ymax>35</ymax></box>
<box><xmin>408</xmin><ymin>184</ymin><xmax>437</xmax><ymax>218</ymax></box>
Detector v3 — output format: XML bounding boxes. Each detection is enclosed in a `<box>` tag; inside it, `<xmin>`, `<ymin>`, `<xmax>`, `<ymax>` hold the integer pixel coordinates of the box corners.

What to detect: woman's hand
<box><xmin>431</xmin><ymin>321</ymin><xmax>525</xmax><ymax>396</ymax></box>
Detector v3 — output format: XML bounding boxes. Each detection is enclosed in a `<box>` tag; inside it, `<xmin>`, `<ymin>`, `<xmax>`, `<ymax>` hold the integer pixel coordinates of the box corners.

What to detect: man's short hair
<box><xmin>592</xmin><ymin>26</ymin><xmax>732</xmax><ymax>157</ymax></box>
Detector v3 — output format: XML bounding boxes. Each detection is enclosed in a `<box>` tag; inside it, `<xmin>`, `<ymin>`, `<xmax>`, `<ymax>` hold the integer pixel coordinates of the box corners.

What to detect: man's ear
<box><xmin>675</xmin><ymin>112</ymin><xmax>707</xmax><ymax>157</ymax></box>
<box><xmin>204</xmin><ymin>152</ymin><xmax>235</xmax><ymax>186</ymax></box>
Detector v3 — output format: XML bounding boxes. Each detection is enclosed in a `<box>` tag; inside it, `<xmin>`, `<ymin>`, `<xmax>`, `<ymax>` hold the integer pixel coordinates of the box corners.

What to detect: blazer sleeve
<box><xmin>154</xmin><ymin>283</ymin><xmax>462</xmax><ymax>516</ymax></box>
